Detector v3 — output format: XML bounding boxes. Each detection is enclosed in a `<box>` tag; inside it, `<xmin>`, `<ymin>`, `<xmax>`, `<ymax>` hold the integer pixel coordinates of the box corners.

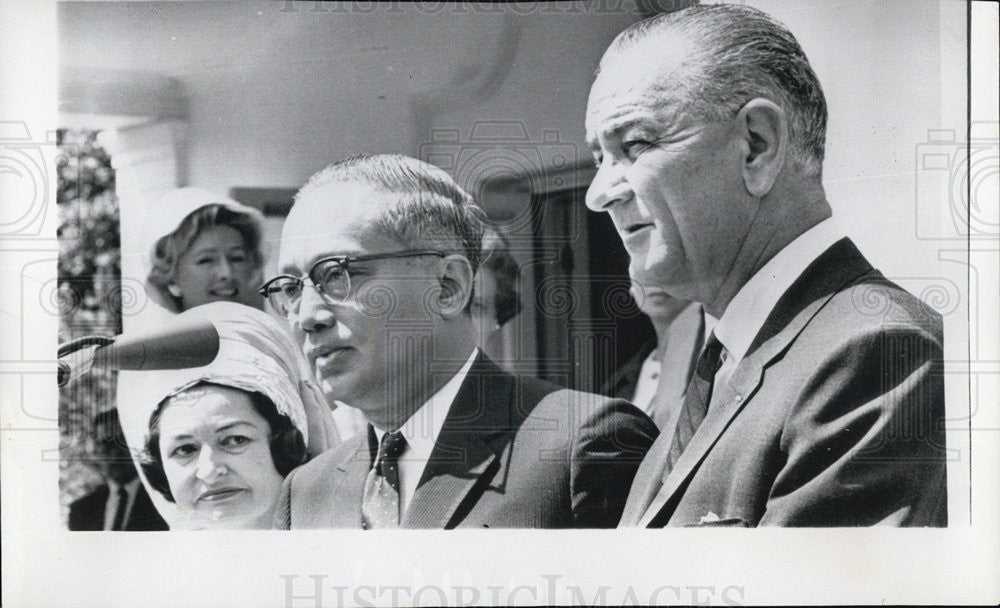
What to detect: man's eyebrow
<box><xmin>590</xmin><ymin>116</ymin><xmax>649</xmax><ymax>145</ymax></box>
<box><xmin>281</xmin><ymin>251</ymin><xmax>368</xmax><ymax>274</ymax></box>
<box><xmin>609</xmin><ymin>118</ymin><xmax>651</xmax><ymax>138</ymax></box>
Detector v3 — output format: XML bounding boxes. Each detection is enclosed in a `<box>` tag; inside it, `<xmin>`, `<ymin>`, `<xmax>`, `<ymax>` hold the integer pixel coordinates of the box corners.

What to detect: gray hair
<box><xmin>605</xmin><ymin>3</ymin><xmax>827</xmax><ymax>177</ymax></box>
<box><xmin>296</xmin><ymin>153</ymin><xmax>487</xmax><ymax>270</ymax></box>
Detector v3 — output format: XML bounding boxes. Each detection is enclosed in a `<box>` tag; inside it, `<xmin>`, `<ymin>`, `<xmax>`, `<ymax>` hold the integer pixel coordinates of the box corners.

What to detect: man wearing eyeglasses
<box><xmin>268</xmin><ymin>153</ymin><xmax>657</xmax><ymax>529</ymax></box>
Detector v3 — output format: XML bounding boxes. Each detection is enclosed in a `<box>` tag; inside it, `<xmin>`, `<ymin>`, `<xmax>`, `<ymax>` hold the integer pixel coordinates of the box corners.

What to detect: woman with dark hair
<box><xmin>134</xmin><ymin>302</ymin><xmax>339</xmax><ymax>529</ymax></box>
<box><xmin>141</xmin><ymin>383</ymin><xmax>305</xmax><ymax>529</ymax></box>
<box><xmin>143</xmin><ymin>188</ymin><xmax>266</xmax><ymax>313</ymax></box>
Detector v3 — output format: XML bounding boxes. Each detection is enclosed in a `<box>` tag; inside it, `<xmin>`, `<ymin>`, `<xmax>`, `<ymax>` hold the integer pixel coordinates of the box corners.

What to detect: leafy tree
<box><xmin>57</xmin><ymin>128</ymin><xmax>122</xmax><ymax>512</ymax></box>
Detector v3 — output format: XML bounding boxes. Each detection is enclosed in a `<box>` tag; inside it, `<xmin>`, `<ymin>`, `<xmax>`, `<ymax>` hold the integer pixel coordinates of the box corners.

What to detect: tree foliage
<box><xmin>57</xmin><ymin>128</ymin><xmax>122</xmax><ymax>509</ymax></box>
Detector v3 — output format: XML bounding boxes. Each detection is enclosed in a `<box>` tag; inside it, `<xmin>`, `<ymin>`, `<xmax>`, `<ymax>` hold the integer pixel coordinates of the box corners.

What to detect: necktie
<box><xmin>361</xmin><ymin>431</ymin><xmax>407</xmax><ymax>530</ymax></box>
<box><xmin>111</xmin><ymin>486</ymin><xmax>129</xmax><ymax>531</ymax></box>
<box><xmin>665</xmin><ymin>332</ymin><xmax>724</xmax><ymax>472</ymax></box>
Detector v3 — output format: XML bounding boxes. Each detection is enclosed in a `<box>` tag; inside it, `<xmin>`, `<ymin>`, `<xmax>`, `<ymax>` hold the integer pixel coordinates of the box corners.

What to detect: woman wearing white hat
<box><xmin>134</xmin><ymin>302</ymin><xmax>339</xmax><ymax>529</ymax></box>
<box><xmin>142</xmin><ymin>188</ymin><xmax>266</xmax><ymax>314</ymax></box>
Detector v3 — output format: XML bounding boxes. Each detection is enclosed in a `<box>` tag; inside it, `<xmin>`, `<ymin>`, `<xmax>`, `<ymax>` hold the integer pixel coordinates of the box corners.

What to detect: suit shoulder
<box><xmin>513</xmin><ymin>372</ymin><xmax>642</xmax><ymax>415</ymax></box>
<box><xmin>534</xmin><ymin>386</ymin><xmax>658</xmax><ymax>438</ymax></box>
<box><xmin>290</xmin><ymin>436</ymin><xmax>363</xmax><ymax>485</ymax></box>
<box><xmin>70</xmin><ymin>485</ymin><xmax>108</xmax><ymax>510</ymax></box>
<box><xmin>813</xmin><ymin>271</ymin><xmax>942</xmax><ymax>343</ymax></box>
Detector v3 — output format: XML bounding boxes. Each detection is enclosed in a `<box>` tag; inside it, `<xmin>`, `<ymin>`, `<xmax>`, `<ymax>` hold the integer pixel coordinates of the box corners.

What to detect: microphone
<box><xmin>57</xmin><ymin>316</ymin><xmax>221</xmax><ymax>387</ymax></box>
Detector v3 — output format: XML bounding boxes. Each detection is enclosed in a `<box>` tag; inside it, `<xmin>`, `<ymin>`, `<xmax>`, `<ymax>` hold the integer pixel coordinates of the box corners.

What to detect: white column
<box><xmin>97</xmin><ymin>120</ymin><xmax>188</xmax><ymax>331</ymax></box>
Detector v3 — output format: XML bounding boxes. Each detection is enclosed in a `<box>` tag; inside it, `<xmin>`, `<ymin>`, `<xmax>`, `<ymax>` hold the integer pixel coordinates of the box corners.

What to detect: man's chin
<box><xmin>318</xmin><ymin>374</ymin><xmax>364</xmax><ymax>406</ymax></box>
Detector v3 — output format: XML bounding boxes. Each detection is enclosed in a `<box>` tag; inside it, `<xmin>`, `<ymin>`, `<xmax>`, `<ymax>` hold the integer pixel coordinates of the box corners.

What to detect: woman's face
<box><xmin>172</xmin><ymin>225</ymin><xmax>261</xmax><ymax>310</ymax></box>
<box><xmin>157</xmin><ymin>385</ymin><xmax>285</xmax><ymax>529</ymax></box>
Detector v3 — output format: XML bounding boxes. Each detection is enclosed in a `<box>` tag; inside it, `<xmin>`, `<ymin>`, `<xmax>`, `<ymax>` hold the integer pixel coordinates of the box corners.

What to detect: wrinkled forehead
<box><xmin>586</xmin><ymin>37</ymin><xmax>691</xmax><ymax>129</ymax></box>
<box><xmin>278</xmin><ymin>181</ymin><xmax>398</xmax><ymax>270</ymax></box>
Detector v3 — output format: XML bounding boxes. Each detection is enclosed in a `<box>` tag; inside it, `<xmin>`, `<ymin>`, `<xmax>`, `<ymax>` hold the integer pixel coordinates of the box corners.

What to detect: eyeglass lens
<box><xmin>266</xmin><ymin>259</ymin><xmax>349</xmax><ymax>315</ymax></box>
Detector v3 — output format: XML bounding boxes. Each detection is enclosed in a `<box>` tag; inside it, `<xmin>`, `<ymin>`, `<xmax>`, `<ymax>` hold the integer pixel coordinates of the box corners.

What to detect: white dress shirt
<box><xmin>712</xmin><ymin>219</ymin><xmax>845</xmax><ymax>393</ymax></box>
<box><xmin>373</xmin><ymin>349</ymin><xmax>478</xmax><ymax>514</ymax></box>
<box><xmin>630</xmin><ymin>351</ymin><xmax>662</xmax><ymax>414</ymax></box>
<box><xmin>103</xmin><ymin>477</ymin><xmax>141</xmax><ymax>531</ymax></box>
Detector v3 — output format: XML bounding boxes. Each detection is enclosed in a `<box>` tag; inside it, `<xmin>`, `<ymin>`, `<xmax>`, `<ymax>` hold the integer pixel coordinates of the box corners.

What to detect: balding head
<box><xmin>601</xmin><ymin>4</ymin><xmax>827</xmax><ymax>178</ymax></box>
<box><xmin>294</xmin><ymin>154</ymin><xmax>487</xmax><ymax>269</ymax></box>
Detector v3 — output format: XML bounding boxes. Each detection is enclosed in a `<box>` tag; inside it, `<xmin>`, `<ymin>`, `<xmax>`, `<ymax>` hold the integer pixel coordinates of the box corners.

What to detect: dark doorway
<box><xmin>530</xmin><ymin>186</ymin><xmax>654</xmax><ymax>393</ymax></box>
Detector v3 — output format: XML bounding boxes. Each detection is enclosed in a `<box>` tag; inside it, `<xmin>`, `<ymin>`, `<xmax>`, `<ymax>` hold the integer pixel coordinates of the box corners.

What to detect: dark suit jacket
<box><xmin>602</xmin><ymin>338</ymin><xmax>656</xmax><ymax>403</ymax></box>
<box><xmin>68</xmin><ymin>482</ymin><xmax>169</xmax><ymax>531</ymax></box>
<box><xmin>620</xmin><ymin>239</ymin><xmax>947</xmax><ymax>527</ymax></box>
<box><xmin>275</xmin><ymin>354</ymin><xmax>658</xmax><ymax>528</ymax></box>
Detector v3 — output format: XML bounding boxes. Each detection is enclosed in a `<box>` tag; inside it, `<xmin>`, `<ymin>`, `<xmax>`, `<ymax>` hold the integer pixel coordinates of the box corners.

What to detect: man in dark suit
<box><xmin>68</xmin><ymin>409</ymin><xmax>168</xmax><ymax>531</ymax></box>
<box><xmin>265</xmin><ymin>154</ymin><xmax>657</xmax><ymax>529</ymax></box>
<box><xmin>585</xmin><ymin>4</ymin><xmax>946</xmax><ymax>527</ymax></box>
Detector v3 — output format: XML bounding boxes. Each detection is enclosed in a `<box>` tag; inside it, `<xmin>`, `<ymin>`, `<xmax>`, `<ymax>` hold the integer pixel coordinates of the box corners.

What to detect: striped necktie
<box><xmin>361</xmin><ymin>431</ymin><xmax>407</xmax><ymax>529</ymax></box>
<box><xmin>665</xmin><ymin>332</ymin><xmax>724</xmax><ymax>472</ymax></box>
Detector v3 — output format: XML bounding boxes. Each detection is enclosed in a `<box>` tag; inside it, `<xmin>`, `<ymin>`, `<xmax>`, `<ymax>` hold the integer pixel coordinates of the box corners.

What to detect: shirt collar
<box><xmin>107</xmin><ymin>477</ymin><xmax>141</xmax><ymax>497</ymax></box>
<box><xmin>374</xmin><ymin>348</ymin><xmax>479</xmax><ymax>461</ymax></box>
<box><xmin>713</xmin><ymin>218</ymin><xmax>844</xmax><ymax>363</ymax></box>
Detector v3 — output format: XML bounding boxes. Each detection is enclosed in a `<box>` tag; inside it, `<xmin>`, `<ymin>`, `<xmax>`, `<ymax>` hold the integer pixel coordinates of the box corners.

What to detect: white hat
<box><xmin>146</xmin><ymin>301</ymin><xmax>339</xmax><ymax>456</ymax></box>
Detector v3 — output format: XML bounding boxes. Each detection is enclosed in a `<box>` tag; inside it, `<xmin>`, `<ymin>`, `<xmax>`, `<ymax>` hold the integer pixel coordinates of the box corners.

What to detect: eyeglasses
<box><xmin>259</xmin><ymin>249</ymin><xmax>446</xmax><ymax>317</ymax></box>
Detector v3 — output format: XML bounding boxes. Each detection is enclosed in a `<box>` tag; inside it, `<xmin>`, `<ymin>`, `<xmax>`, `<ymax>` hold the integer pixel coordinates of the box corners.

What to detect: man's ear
<box><xmin>435</xmin><ymin>254</ymin><xmax>475</xmax><ymax>318</ymax></box>
<box><xmin>736</xmin><ymin>98</ymin><xmax>788</xmax><ymax>197</ymax></box>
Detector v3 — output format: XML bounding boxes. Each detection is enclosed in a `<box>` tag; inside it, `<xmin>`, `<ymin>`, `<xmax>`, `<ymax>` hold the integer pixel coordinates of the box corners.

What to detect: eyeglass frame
<box><xmin>258</xmin><ymin>249</ymin><xmax>448</xmax><ymax>315</ymax></box>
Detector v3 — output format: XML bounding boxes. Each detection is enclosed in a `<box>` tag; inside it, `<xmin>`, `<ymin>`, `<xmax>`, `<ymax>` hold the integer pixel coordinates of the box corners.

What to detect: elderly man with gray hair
<box><xmin>268</xmin><ymin>154</ymin><xmax>657</xmax><ymax>529</ymax></box>
<box><xmin>586</xmin><ymin>4</ymin><xmax>946</xmax><ymax>527</ymax></box>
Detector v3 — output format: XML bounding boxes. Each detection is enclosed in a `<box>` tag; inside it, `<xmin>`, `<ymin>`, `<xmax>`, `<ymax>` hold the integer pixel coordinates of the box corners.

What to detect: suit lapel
<box><xmin>638</xmin><ymin>358</ymin><xmax>766</xmax><ymax>527</ymax></box>
<box><xmin>91</xmin><ymin>485</ymin><xmax>111</xmax><ymax>530</ymax></box>
<box><xmin>125</xmin><ymin>485</ymin><xmax>156</xmax><ymax>531</ymax></box>
<box><xmin>638</xmin><ymin>239</ymin><xmax>875</xmax><ymax>526</ymax></box>
<box><xmin>325</xmin><ymin>433</ymin><xmax>372</xmax><ymax>529</ymax></box>
<box><xmin>620</xmin><ymin>304</ymin><xmax>705</xmax><ymax>525</ymax></box>
<box><xmin>402</xmin><ymin>355</ymin><xmax>508</xmax><ymax>529</ymax></box>
<box><xmin>618</xmin><ymin>431</ymin><xmax>674</xmax><ymax>526</ymax></box>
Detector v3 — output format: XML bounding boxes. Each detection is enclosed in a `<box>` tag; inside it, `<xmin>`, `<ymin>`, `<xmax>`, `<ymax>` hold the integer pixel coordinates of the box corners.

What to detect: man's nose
<box><xmin>585</xmin><ymin>160</ymin><xmax>633</xmax><ymax>212</ymax></box>
<box><xmin>297</xmin><ymin>281</ymin><xmax>336</xmax><ymax>333</ymax></box>
<box><xmin>194</xmin><ymin>447</ymin><xmax>227</xmax><ymax>482</ymax></box>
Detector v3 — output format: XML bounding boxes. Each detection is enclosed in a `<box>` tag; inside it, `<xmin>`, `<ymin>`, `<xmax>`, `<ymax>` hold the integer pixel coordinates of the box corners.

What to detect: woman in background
<box><xmin>144</xmin><ymin>188</ymin><xmax>266</xmax><ymax>313</ymax></box>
